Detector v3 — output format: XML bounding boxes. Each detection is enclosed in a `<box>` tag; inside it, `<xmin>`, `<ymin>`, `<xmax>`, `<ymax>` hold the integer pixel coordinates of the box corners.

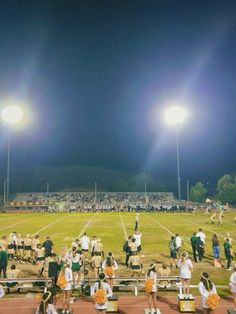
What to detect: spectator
<box><xmin>175</xmin><ymin>234</ymin><xmax>182</xmax><ymax>256</ymax></box>
<box><xmin>224</xmin><ymin>238</ymin><xmax>233</xmax><ymax>270</ymax></box>
<box><xmin>196</xmin><ymin>237</ymin><xmax>204</xmax><ymax>262</ymax></box>
<box><xmin>169</xmin><ymin>236</ymin><xmax>177</xmax><ymax>268</ymax></box>
<box><xmin>0</xmin><ymin>245</ymin><xmax>8</xmax><ymax>278</ymax></box>
<box><xmin>190</xmin><ymin>232</ymin><xmax>198</xmax><ymax>262</ymax></box>
<box><xmin>212</xmin><ymin>234</ymin><xmax>220</xmax><ymax>260</ymax></box>
<box><xmin>123</xmin><ymin>236</ymin><xmax>132</xmax><ymax>267</ymax></box>
<box><xmin>42</xmin><ymin>236</ymin><xmax>54</xmax><ymax>258</ymax></box>
<box><xmin>133</xmin><ymin>231</ymin><xmax>142</xmax><ymax>252</ymax></box>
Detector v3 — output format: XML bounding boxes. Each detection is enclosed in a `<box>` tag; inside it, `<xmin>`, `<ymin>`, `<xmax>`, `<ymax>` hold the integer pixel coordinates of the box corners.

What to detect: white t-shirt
<box><xmin>178</xmin><ymin>258</ymin><xmax>193</xmax><ymax>279</ymax></box>
<box><xmin>133</xmin><ymin>233</ymin><xmax>142</xmax><ymax>246</ymax></box>
<box><xmin>230</xmin><ymin>271</ymin><xmax>236</xmax><ymax>293</ymax></box>
<box><xmin>175</xmin><ymin>236</ymin><xmax>182</xmax><ymax>249</ymax></box>
<box><xmin>196</xmin><ymin>231</ymin><xmax>206</xmax><ymax>244</ymax></box>
<box><xmin>80</xmin><ymin>236</ymin><xmax>90</xmax><ymax>250</ymax></box>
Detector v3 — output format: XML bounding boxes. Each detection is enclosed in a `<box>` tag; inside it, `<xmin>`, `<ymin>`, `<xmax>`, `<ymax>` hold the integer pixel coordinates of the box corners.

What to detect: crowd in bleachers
<box><xmin>6</xmin><ymin>192</ymin><xmax>198</xmax><ymax>213</ymax></box>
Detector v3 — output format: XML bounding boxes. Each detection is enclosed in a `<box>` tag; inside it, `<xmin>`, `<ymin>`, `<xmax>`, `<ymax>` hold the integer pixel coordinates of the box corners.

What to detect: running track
<box><xmin>0</xmin><ymin>295</ymin><xmax>234</xmax><ymax>313</ymax></box>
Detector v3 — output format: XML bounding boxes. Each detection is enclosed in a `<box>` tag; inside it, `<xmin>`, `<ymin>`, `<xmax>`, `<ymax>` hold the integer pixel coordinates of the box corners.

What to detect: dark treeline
<box><xmin>5</xmin><ymin>165</ymin><xmax>177</xmax><ymax>194</ymax></box>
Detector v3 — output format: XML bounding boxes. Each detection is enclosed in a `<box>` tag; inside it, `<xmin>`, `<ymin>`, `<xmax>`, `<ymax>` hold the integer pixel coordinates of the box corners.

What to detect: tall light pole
<box><xmin>164</xmin><ymin>105</ymin><xmax>187</xmax><ymax>201</ymax></box>
<box><xmin>1</xmin><ymin>105</ymin><xmax>24</xmax><ymax>203</ymax></box>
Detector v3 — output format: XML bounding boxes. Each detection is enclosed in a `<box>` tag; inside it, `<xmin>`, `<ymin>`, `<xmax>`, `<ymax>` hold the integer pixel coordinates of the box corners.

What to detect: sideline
<box><xmin>119</xmin><ymin>213</ymin><xmax>128</xmax><ymax>240</ymax></box>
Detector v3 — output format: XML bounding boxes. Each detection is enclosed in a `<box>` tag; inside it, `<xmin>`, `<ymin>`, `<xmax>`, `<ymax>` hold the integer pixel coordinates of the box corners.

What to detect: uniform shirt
<box><xmin>91</xmin><ymin>255</ymin><xmax>103</xmax><ymax>268</ymax></box>
<box><xmin>80</xmin><ymin>235</ymin><xmax>90</xmax><ymax>250</ymax></box>
<box><xmin>230</xmin><ymin>271</ymin><xmax>236</xmax><ymax>293</ymax></box>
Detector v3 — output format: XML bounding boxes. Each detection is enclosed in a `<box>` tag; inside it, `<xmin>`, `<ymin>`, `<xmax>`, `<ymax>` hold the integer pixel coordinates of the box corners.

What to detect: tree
<box><xmin>190</xmin><ymin>182</ymin><xmax>207</xmax><ymax>203</ymax></box>
<box><xmin>216</xmin><ymin>174</ymin><xmax>236</xmax><ymax>204</ymax></box>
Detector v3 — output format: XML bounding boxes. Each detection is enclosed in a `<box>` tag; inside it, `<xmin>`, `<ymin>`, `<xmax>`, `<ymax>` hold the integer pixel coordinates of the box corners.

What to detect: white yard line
<box><xmin>119</xmin><ymin>213</ymin><xmax>128</xmax><ymax>240</ymax></box>
<box><xmin>143</xmin><ymin>213</ymin><xmax>192</xmax><ymax>249</ymax></box>
<box><xmin>0</xmin><ymin>217</ymin><xmax>36</xmax><ymax>232</ymax></box>
<box><xmin>32</xmin><ymin>214</ymin><xmax>71</xmax><ymax>235</ymax></box>
<box><xmin>181</xmin><ymin>217</ymin><xmax>235</xmax><ymax>242</ymax></box>
<box><xmin>78</xmin><ymin>213</ymin><xmax>98</xmax><ymax>238</ymax></box>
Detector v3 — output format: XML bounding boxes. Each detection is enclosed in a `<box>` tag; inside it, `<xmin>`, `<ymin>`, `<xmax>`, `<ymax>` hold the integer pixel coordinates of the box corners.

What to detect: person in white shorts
<box><xmin>146</xmin><ymin>264</ymin><xmax>160</xmax><ymax>314</ymax></box>
<box><xmin>178</xmin><ymin>251</ymin><xmax>193</xmax><ymax>295</ymax></box>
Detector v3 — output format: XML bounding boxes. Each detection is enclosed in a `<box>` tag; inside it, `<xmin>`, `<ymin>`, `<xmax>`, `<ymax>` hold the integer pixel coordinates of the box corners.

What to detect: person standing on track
<box><xmin>145</xmin><ymin>263</ymin><xmax>159</xmax><ymax>314</ymax></box>
<box><xmin>198</xmin><ymin>272</ymin><xmax>219</xmax><ymax>314</ymax></box>
<box><xmin>61</xmin><ymin>259</ymin><xmax>73</xmax><ymax>314</ymax></box>
<box><xmin>229</xmin><ymin>263</ymin><xmax>236</xmax><ymax>310</ymax></box>
<box><xmin>91</xmin><ymin>272</ymin><xmax>113</xmax><ymax>314</ymax></box>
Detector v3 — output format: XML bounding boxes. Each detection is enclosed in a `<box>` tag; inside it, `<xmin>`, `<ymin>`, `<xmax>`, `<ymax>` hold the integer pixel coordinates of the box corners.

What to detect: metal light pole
<box><xmin>164</xmin><ymin>105</ymin><xmax>187</xmax><ymax>201</ymax></box>
<box><xmin>175</xmin><ymin>127</ymin><xmax>181</xmax><ymax>200</ymax></box>
<box><xmin>1</xmin><ymin>104</ymin><xmax>24</xmax><ymax>204</ymax></box>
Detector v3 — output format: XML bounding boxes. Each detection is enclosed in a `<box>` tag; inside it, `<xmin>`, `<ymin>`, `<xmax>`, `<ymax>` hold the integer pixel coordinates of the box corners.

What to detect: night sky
<box><xmin>0</xmin><ymin>0</ymin><xmax>236</xmax><ymax>186</ymax></box>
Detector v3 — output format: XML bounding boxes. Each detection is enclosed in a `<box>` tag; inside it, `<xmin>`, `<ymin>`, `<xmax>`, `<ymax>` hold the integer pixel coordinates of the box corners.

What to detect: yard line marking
<box><xmin>0</xmin><ymin>213</ymin><xmax>57</xmax><ymax>233</ymax></box>
<box><xmin>119</xmin><ymin>213</ymin><xmax>128</xmax><ymax>240</ymax></box>
<box><xmin>32</xmin><ymin>214</ymin><xmax>71</xmax><ymax>235</ymax></box>
<box><xmin>143</xmin><ymin>214</ymin><xmax>192</xmax><ymax>249</ymax></box>
<box><xmin>0</xmin><ymin>217</ymin><xmax>36</xmax><ymax>232</ymax></box>
<box><xmin>181</xmin><ymin>217</ymin><xmax>235</xmax><ymax>242</ymax></box>
<box><xmin>78</xmin><ymin>213</ymin><xmax>98</xmax><ymax>238</ymax></box>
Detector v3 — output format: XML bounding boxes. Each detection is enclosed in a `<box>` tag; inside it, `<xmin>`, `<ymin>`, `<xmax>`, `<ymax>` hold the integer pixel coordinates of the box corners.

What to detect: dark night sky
<box><xmin>0</xmin><ymin>0</ymin><xmax>236</xmax><ymax>185</ymax></box>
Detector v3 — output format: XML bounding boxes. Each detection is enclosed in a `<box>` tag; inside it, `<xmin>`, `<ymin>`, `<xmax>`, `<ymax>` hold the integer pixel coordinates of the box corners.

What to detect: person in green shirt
<box><xmin>0</xmin><ymin>245</ymin><xmax>8</xmax><ymax>278</ymax></box>
<box><xmin>169</xmin><ymin>236</ymin><xmax>177</xmax><ymax>268</ymax></box>
<box><xmin>224</xmin><ymin>238</ymin><xmax>232</xmax><ymax>270</ymax></box>
<box><xmin>190</xmin><ymin>232</ymin><xmax>198</xmax><ymax>262</ymax></box>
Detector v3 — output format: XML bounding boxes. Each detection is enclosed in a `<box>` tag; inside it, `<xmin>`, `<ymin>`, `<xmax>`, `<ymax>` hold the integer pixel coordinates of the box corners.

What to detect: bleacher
<box><xmin>8</xmin><ymin>192</ymin><xmax>175</xmax><ymax>210</ymax></box>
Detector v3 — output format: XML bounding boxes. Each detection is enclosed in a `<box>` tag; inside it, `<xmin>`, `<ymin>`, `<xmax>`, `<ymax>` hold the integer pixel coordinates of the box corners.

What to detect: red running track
<box><xmin>0</xmin><ymin>295</ymin><xmax>234</xmax><ymax>314</ymax></box>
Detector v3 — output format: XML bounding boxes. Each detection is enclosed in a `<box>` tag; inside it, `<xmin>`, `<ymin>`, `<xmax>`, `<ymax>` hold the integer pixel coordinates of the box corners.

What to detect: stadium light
<box><xmin>164</xmin><ymin>105</ymin><xmax>187</xmax><ymax>201</ymax></box>
<box><xmin>1</xmin><ymin>104</ymin><xmax>24</xmax><ymax>204</ymax></box>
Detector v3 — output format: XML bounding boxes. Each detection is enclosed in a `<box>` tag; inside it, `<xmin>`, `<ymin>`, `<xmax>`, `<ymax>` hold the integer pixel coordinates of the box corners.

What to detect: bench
<box><xmin>0</xmin><ymin>278</ymin><xmax>53</xmax><ymax>293</ymax></box>
<box><xmin>83</xmin><ymin>276</ymin><xmax>181</xmax><ymax>296</ymax></box>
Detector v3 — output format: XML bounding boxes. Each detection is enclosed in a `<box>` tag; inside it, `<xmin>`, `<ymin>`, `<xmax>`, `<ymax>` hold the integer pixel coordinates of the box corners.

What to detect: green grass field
<box><xmin>0</xmin><ymin>211</ymin><xmax>235</xmax><ymax>291</ymax></box>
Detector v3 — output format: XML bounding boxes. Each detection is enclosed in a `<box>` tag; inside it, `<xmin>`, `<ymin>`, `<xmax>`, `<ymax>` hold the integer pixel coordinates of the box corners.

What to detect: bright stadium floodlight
<box><xmin>1</xmin><ymin>104</ymin><xmax>24</xmax><ymax>204</ymax></box>
<box><xmin>164</xmin><ymin>105</ymin><xmax>187</xmax><ymax>126</ymax></box>
<box><xmin>1</xmin><ymin>105</ymin><xmax>24</xmax><ymax>125</ymax></box>
<box><xmin>164</xmin><ymin>105</ymin><xmax>187</xmax><ymax>201</ymax></box>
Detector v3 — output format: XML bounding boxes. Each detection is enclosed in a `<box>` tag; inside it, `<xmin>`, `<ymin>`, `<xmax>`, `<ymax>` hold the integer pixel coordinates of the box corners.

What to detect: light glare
<box><xmin>1</xmin><ymin>105</ymin><xmax>24</xmax><ymax>125</ymax></box>
<box><xmin>164</xmin><ymin>105</ymin><xmax>187</xmax><ymax>126</ymax></box>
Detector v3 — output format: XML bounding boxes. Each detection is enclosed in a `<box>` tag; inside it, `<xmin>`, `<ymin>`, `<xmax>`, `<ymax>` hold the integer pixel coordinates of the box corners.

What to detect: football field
<box><xmin>0</xmin><ymin>211</ymin><xmax>235</xmax><ymax>289</ymax></box>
